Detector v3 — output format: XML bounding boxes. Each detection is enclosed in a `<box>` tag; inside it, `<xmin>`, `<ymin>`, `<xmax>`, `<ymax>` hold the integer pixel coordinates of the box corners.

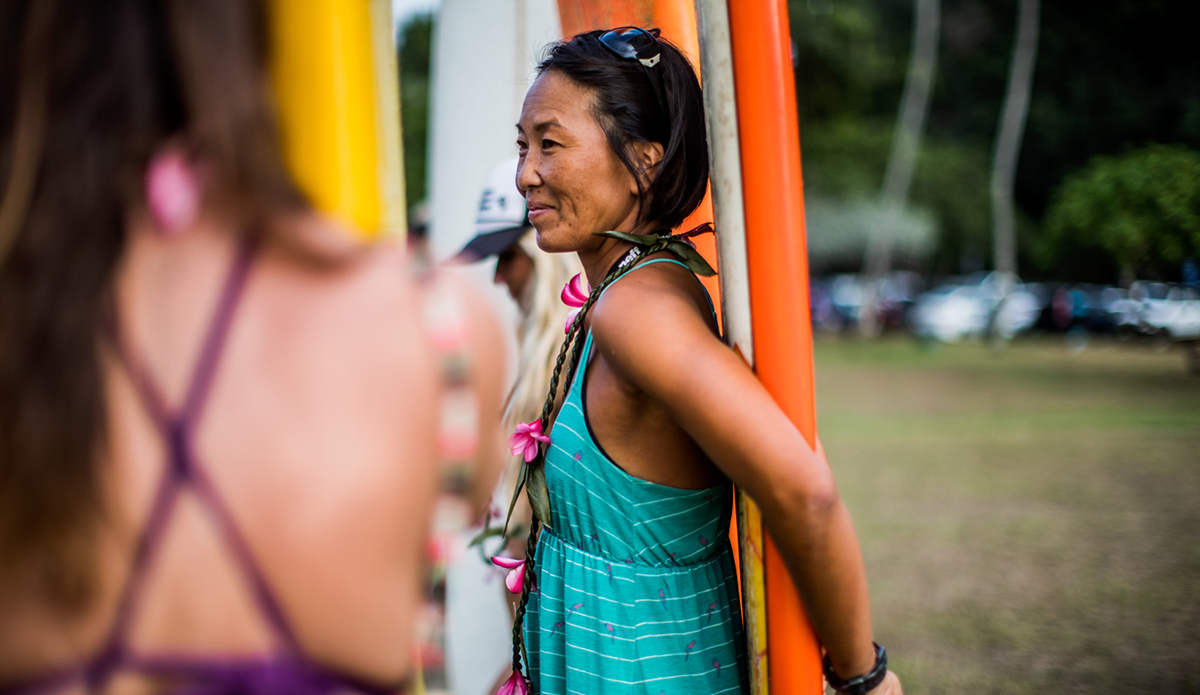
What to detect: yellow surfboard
<box><xmin>267</xmin><ymin>0</ymin><xmax>405</xmax><ymax>239</ymax></box>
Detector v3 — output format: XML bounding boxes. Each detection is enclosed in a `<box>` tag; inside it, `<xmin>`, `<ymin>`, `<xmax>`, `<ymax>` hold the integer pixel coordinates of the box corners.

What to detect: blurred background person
<box><xmin>0</xmin><ymin>1</ymin><xmax>504</xmax><ymax>693</ymax></box>
<box><xmin>445</xmin><ymin>158</ymin><xmax>583</xmax><ymax>695</ymax></box>
<box><xmin>456</xmin><ymin>158</ymin><xmax>585</xmax><ymax>433</ymax></box>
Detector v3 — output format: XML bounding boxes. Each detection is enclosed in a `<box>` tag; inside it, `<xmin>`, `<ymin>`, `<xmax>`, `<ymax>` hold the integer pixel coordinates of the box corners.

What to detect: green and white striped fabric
<box><xmin>525</xmin><ymin>259</ymin><xmax>748</xmax><ymax>695</ymax></box>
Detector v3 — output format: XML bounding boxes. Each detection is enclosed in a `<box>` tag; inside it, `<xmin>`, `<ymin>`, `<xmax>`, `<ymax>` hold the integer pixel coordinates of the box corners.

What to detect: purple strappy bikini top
<box><xmin>0</xmin><ymin>239</ymin><xmax>406</xmax><ymax>695</ymax></box>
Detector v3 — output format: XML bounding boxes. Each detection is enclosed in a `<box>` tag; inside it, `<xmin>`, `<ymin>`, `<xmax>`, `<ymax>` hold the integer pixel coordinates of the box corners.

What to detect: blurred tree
<box><xmin>863</xmin><ymin>0</ymin><xmax>940</xmax><ymax>287</ymax></box>
<box><xmin>799</xmin><ymin>120</ymin><xmax>991</xmax><ymax>276</ymax></box>
<box><xmin>397</xmin><ymin>12</ymin><xmax>433</xmax><ymax>214</ymax></box>
<box><xmin>1043</xmin><ymin>144</ymin><xmax>1200</xmax><ymax>282</ymax></box>
<box><xmin>989</xmin><ymin>0</ymin><xmax>1039</xmax><ymax>276</ymax></box>
<box><xmin>790</xmin><ymin>0</ymin><xmax>902</xmax><ymax>125</ymax></box>
<box><xmin>789</xmin><ymin>0</ymin><xmax>1200</xmax><ymax>281</ymax></box>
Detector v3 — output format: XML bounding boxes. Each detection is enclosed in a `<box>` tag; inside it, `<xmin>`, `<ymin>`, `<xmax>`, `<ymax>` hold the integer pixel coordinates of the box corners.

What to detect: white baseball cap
<box><xmin>455</xmin><ymin>157</ymin><xmax>529</xmax><ymax>261</ymax></box>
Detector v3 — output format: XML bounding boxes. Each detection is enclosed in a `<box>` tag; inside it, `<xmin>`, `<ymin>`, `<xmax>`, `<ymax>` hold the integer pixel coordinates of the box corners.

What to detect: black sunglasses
<box><xmin>598</xmin><ymin>27</ymin><xmax>670</xmax><ymax>123</ymax></box>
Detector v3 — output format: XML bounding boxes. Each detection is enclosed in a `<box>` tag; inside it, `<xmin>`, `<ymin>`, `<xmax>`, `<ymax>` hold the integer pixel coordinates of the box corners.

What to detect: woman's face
<box><xmin>516</xmin><ymin>71</ymin><xmax>641</xmax><ymax>254</ymax></box>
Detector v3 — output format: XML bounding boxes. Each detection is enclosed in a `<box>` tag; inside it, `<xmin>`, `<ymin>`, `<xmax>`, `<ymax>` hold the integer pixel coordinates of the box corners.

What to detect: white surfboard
<box><xmin>426</xmin><ymin>4</ymin><xmax>561</xmax><ymax>695</ymax></box>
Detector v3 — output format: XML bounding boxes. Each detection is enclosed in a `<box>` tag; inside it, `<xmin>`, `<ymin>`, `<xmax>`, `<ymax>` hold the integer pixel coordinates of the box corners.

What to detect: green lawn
<box><xmin>814</xmin><ymin>337</ymin><xmax>1200</xmax><ymax>694</ymax></box>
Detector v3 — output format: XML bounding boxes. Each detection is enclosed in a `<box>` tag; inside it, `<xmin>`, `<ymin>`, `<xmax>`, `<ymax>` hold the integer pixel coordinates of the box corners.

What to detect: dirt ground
<box><xmin>813</xmin><ymin>336</ymin><xmax>1200</xmax><ymax>694</ymax></box>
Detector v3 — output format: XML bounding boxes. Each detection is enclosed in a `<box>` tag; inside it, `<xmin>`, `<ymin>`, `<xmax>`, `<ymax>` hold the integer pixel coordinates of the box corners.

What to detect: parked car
<box><xmin>820</xmin><ymin>272</ymin><xmax>923</xmax><ymax>334</ymax></box>
<box><xmin>909</xmin><ymin>272</ymin><xmax>1040</xmax><ymax>343</ymax></box>
<box><xmin>1135</xmin><ymin>283</ymin><xmax>1200</xmax><ymax>341</ymax></box>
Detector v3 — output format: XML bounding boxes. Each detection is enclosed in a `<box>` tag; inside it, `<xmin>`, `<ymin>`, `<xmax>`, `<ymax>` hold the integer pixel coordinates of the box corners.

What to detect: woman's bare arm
<box><xmin>589</xmin><ymin>268</ymin><xmax>881</xmax><ymax>682</ymax></box>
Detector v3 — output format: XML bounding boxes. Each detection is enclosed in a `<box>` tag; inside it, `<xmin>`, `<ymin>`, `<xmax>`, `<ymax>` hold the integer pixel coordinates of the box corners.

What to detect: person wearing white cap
<box><xmin>457</xmin><ymin>157</ymin><xmax>534</xmax><ymax>304</ymax></box>
<box><xmin>456</xmin><ymin>158</ymin><xmax>584</xmax><ymax>429</ymax></box>
<box><xmin>449</xmin><ymin>159</ymin><xmax>583</xmax><ymax>695</ymax></box>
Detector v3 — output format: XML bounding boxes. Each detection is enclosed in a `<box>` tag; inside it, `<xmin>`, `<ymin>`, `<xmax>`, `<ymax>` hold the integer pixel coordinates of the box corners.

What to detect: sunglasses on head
<box><xmin>598</xmin><ymin>27</ymin><xmax>670</xmax><ymax>123</ymax></box>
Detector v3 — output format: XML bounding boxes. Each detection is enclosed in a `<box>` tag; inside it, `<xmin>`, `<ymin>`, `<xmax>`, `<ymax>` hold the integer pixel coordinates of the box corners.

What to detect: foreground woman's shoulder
<box><xmin>331</xmin><ymin>240</ymin><xmax>505</xmax><ymax>376</ymax></box>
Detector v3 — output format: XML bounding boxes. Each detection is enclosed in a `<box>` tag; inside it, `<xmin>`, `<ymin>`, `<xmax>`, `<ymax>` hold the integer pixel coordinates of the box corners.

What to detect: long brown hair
<box><xmin>0</xmin><ymin>0</ymin><xmax>304</xmax><ymax>607</ymax></box>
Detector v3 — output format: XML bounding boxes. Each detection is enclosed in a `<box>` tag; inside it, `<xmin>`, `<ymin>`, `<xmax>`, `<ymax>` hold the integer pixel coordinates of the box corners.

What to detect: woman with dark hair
<box><xmin>499</xmin><ymin>29</ymin><xmax>902</xmax><ymax>695</ymax></box>
<box><xmin>0</xmin><ymin>1</ymin><xmax>504</xmax><ymax>693</ymax></box>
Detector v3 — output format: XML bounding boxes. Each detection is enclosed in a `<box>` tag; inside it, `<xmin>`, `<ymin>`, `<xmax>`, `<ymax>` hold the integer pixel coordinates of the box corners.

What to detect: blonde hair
<box><xmin>502</xmin><ymin>230</ymin><xmax>585</xmax><ymax>431</ymax></box>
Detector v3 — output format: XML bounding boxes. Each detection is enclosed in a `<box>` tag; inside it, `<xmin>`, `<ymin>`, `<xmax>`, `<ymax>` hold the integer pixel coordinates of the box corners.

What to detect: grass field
<box><xmin>813</xmin><ymin>336</ymin><xmax>1200</xmax><ymax>694</ymax></box>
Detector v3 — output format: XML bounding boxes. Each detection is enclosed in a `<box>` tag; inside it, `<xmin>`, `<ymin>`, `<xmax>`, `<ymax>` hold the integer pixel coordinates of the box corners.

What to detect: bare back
<box><xmin>0</xmin><ymin>216</ymin><xmax>505</xmax><ymax>690</ymax></box>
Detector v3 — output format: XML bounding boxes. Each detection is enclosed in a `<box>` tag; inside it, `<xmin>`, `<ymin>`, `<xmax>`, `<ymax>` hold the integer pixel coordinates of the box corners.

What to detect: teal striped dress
<box><xmin>525</xmin><ymin>259</ymin><xmax>749</xmax><ymax>695</ymax></box>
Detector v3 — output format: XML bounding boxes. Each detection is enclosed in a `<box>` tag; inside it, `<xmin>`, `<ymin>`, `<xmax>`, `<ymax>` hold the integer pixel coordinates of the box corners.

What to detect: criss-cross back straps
<box><xmin>96</xmin><ymin>236</ymin><xmax>306</xmax><ymax>683</ymax></box>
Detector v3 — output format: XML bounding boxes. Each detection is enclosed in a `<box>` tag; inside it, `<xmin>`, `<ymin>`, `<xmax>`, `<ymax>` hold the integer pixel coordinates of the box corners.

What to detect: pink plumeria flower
<box><xmin>561</xmin><ymin>274</ymin><xmax>590</xmax><ymax>333</ymax></box>
<box><xmin>564</xmin><ymin>308</ymin><xmax>581</xmax><ymax>334</ymax></box>
<box><xmin>509</xmin><ymin>420</ymin><xmax>549</xmax><ymax>462</ymax></box>
<box><xmin>496</xmin><ymin>671</ymin><xmax>530</xmax><ymax>695</ymax></box>
<box><xmin>561</xmin><ymin>273</ymin><xmax>589</xmax><ymax>307</ymax></box>
<box><xmin>491</xmin><ymin>555</ymin><xmax>527</xmax><ymax>593</ymax></box>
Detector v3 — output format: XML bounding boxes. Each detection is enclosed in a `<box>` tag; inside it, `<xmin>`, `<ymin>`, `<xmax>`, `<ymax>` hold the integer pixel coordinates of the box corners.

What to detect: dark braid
<box><xmin>542</xmin><ymin>239</ymin><xmax>672</xmax><ymax>433</ymax></box>
<box><xmin>511</xmin><ymin>517</ymin><xmax>540</xmax><ymax>675</ymax></box>
<box><xmin>507</xmin><ymin>238</ymin><xmax>672</xmax><ymax>686</ymax></box>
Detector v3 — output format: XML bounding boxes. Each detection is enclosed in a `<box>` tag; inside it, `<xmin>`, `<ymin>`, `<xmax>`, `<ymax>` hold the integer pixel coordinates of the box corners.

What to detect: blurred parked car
<box><xmin>821</xmin><ymin>272</ymin><xmax>923</xmax><ymax>334</ymax></box>
<box><xmin>909</xmin><ymin>272</ymin><xmax>1040</xmax><ymax>343</ymax></box>
<box><xmin>828</xmin><ymin>274</ymin><xmax>866</xmax><ymax>329</ymax></box>
<box><xmin>1134</xmin><ymin>282</ymin><xmax>1200</xmax><ymax>341</ymax></box>
<box><xmin>809</xmin><ymin>279</ymin><xmax>842</xmax><ymax>333</ymax></box>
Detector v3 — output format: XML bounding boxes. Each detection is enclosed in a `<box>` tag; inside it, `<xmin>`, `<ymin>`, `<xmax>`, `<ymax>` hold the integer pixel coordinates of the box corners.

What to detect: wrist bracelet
<box><xmin>823</xmin><ymin>642</ymin><xmax>887</xmax><ymax>695</ymax></box>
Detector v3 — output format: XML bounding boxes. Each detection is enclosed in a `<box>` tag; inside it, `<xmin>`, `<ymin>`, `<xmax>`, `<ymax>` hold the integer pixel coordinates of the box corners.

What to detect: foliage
<box><xmin>787</xmin><ymin>0</ymin><xmax>1200</xmax><ymax>281</ymax></box>
<box><xmin>397</xmin><ymin>13</ymin><xmax>433</xmax><ymax>214</ymax></box>
<box><xmin>790</xmin><ymin>0</ymin><xmax>905</xmax><ymax>124</ymax></box>
<box><xmin>800</xmin><ymin>119</ymin><xmax>991</xmax><ymax>276</ymax></box>
<box><xmin>1043</xmin><ymin>144</ymin><xmax>1200</xmax><ymax>281</ymax></box>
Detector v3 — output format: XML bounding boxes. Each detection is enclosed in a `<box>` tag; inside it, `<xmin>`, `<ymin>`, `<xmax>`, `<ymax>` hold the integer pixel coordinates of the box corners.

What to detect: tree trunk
<box><xmin>990</xmin><ymin>0</ymin><xmax>1040</xmax><ymax>276</ymax></box>
<box><xmin>860</xmin><ymin>0</ymin><xmax>939</xmax><ymax>337</ymax></box>
<box><xmin>863</xmin><ymin>0</ymin><xmax>940</xmax><ymax>281</ymax></box>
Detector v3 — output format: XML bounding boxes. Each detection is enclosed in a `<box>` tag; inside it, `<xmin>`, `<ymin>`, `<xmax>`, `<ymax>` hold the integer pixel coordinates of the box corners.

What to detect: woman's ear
<box><xmin>145</xmin><ymin>142</ymin><xmax>204</xmax><ymax>236</ymax></box>
<box><xmin>627</xmin><ymin>140</ymin><xmax>665</xmax><ymax>194</ymax></box>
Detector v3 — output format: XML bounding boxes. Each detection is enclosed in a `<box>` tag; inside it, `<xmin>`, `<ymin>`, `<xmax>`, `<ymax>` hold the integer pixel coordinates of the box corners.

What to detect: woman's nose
<box><xmin>516</xmin><ymin>156</ymin><xmax>541</xmax><ymax>194</ymax></box>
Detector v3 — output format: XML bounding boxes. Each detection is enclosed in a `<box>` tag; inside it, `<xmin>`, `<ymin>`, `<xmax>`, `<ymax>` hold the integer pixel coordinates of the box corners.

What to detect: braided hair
<box><xmin>506</xmin><ymin>235</ymin><xmax>675</xmax><ymax>683</ymax></box>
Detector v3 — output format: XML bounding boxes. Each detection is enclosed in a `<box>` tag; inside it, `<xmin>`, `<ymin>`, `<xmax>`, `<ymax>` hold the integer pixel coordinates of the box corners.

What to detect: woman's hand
<box><xmin>867</xmin><ymin>670</ymin><xmax>903</xmax><ymax>695</ymax></box>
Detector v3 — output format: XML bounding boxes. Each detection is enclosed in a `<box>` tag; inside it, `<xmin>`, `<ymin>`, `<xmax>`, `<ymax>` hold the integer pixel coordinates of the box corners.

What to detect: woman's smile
<box><xmin>525</xmin><ymin>201</ymin><xmax>553</xmax><ymax>225</ymax></box>
<box><xmin>515</xmin><ymin>71</ymin><xmax>643</xmax><ymax>256</ymax></box>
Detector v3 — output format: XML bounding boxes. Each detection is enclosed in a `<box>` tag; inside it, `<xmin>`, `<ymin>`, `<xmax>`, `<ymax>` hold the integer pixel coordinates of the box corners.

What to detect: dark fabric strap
<box><xmin>96</xmin><ymin>236</ymin><xmax>310</xmax><ymax>678</ymax></box>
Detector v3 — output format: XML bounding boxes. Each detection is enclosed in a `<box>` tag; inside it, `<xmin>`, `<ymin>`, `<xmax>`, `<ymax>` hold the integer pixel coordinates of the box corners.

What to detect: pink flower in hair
<box><xmin>490</xmin><ymin>555</ymin><xmax>528</xmax><ymax>594</ymax></box>
<box><xmin>509</xmin><ymin>420</ymin><xmax>549</xmax><ymax>462</ymax></box>
<box><xmin>561</xmin><ymin>274</ymin><xmax>590</xmax><ymax>333</ymax></box>
<box><xmin>496</xmin><ymin>671</ymin><xmax>530</xmax><ymax>695</ymax></box>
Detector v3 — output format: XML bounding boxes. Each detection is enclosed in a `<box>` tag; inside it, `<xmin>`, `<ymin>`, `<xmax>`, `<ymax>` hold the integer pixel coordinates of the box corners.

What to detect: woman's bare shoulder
<box><xmin>590</xmin><ymin>256</ymin><xmax>713</xmax><ymax>333</ymax></box>
<box><xmin>251</xmin><ymin>218</ymin><xmax>505</xmax><ymax>471</ymax></box>
<box><xmin>588</xmin><ymin>257</ymin><xmax>721</xmax><ymax>379</ymax></box>
<box><xmin>256</xmin><ymin>225</ymin><xmax>425</xmax><ymax>345</ymax></box>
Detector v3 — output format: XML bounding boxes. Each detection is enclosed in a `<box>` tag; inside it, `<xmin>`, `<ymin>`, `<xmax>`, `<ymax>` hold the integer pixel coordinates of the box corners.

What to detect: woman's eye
<box><xmin>542</xmin><ymin>139</ymin><xmax>559</xmax><ymax>149</ymax></box>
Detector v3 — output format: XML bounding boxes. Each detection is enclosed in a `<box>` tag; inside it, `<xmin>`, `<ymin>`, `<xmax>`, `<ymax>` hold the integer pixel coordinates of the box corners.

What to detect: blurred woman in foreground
<box><xmin>0</xmin><ymin>1</ymin><xmax>504</xmax><ymax>693</ymax></box>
